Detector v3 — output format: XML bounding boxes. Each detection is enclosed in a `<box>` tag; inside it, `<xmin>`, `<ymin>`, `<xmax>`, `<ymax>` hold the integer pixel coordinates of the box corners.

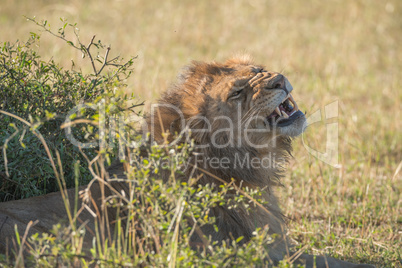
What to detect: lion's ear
<box><xmin>225</xmin><ymin>53</ymin><xmax>254</xmax><ymax>66</ymax></box>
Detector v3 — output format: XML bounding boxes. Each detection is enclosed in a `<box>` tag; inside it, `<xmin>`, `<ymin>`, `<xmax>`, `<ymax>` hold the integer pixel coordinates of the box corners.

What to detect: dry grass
<box><xmin>1</xmin><ymin>0</ymin><xmax>401</xmax><ymax>266</ymax></box>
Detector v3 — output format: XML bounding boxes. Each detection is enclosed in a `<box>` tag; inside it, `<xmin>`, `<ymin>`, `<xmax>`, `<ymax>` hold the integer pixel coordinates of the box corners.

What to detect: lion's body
<box><xmin>0</xmin><ymin>187</ymin><xmax>90</xmax><ymax>251</ymax></box>
<box><xmin>0</xmin><ymin>56</ymin><xmax>373</xmax><ymax>267</ymax></box>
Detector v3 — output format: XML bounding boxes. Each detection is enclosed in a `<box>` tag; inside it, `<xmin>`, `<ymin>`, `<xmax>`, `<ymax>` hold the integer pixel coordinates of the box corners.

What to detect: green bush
<box><xmin>0</xmin><ymin>18</ymin><xmax>136</xmax><ymax>200</ymax></box>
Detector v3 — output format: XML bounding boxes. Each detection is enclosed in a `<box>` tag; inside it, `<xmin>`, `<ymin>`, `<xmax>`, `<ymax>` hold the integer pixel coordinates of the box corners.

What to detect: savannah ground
<box><xmin>1</xmin><ymin>0</ymin><xmax>401</xmax><ymax>267</ymax></box>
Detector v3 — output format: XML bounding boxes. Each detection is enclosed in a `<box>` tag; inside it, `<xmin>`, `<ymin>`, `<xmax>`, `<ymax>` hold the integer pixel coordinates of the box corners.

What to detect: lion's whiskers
<box><xmin>240</xmin><ymin>106</ymin><xmax>263</xmax><ymax>129</ymax></box>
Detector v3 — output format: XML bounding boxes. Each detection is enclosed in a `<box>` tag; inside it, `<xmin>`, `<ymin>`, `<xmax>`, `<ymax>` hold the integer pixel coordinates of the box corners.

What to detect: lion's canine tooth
<box><xmin>288</xmin><ymin>93</ymin><xmax>299</xmax><ymax>112</ymax></box>
<box><xmin>275</xmin><ymin>107</ymin><xmax>281</xmax><ymax>115</ymax></box>
<box><xmin>282</xmin><ymin>111</ymin><xmax>289</xmax><ymax>118</ymax></box>
<box><xmin>281</xmin><ymin>94</ymin><xmax>290</xmax><ymax>103</ymax></box>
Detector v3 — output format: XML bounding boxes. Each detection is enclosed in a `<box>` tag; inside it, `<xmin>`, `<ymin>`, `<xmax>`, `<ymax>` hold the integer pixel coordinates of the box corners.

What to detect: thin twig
<box><xmin>86</xmin><ymin>35</ymin><xmax>97</xmax><ymax>74</ymax></box>
<box><xmin>127</xmin><ymin>101</ymin><xmax>145</xmax><ymax>110</ymax></box>
<box><xmin>2</xmin><ymin>126</ymin><xmax>19</xmax><ymax>177</ymax></box>
<box><xmin>96</xmin><ymin>46</ymin><xmax>111</xmax><ymax>76</ymax></box>
<box><xmin>25</xmin><ymin>17</ymin><xmax>81</xmax><ymax>50</ymax></box>
<box><xmin>60</xmin><ymin>119</ymin><xmax>100</xmax><ymax>129</ymax></box>
<box><xmin>15</xmin><ymin>220</ymin><xmax>38</xmax><ymax>267</ymax></box>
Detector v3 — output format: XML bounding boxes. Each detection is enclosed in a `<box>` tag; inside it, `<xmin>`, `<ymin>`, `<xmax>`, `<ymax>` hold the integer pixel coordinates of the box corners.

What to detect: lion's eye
<box><xmin>230</xmin><ymin>89</ymin><xmax>242</xmax><ymax>99</ymax></box>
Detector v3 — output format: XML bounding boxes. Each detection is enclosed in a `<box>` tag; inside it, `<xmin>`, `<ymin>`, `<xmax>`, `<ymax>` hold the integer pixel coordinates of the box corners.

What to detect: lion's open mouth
<box><xmin>267</xmin><ymin>94</ymin><xmax>304</xmax><ymax>127</ymax></box>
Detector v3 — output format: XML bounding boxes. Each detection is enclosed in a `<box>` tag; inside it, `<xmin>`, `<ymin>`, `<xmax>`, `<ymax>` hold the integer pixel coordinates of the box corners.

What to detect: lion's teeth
<box><xmin>275</xmin><ymin>107</ymin><xmax>281</xmax><ymax>115</ymax></box>
<box><xmin>282</xmin><ymin>111</ymin><xmax>289</xmax><ymax>118</ymax></box>
<box><xmin>288</xmin><ymin>93</ymin><xmax>299</xmax><ymax>112</ymax></box>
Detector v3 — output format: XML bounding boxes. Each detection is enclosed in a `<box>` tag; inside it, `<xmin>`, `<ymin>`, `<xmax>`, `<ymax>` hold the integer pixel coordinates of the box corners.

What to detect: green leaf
<box><xmin>69</xmin><ymin>113</ymin><xmax>77</xmax><ymax>120</ymax></box>
<box><xmin>236</xmin><ymin>236</ymin><xmax>244</xmax><ymax>243</ymax></box>
<box><xmin>14</xmin><ymin>226</ymin><xmax>21</xmax><ymax>245</ymax></box>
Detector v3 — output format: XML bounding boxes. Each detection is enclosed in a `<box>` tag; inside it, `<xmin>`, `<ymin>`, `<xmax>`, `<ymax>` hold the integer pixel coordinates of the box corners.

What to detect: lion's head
<box><xmin>145</xmin><ymin>55</ymin><xmax>306</xmax><ymax>187</ymax></box>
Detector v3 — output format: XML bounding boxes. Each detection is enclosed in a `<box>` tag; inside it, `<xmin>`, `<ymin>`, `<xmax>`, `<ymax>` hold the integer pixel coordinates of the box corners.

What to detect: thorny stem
<box><xmin>26</xmin><ymin>17</ymin><xmax>81</xmax><ymax>50</ymax></box>
<box><xmin>86</xmin><ymin>35</ymin><xmax>97</xmax><ymax>74</ymax></box>
<box><xmin>25</xmin><ymin>17</ymin><xmax>133</xmax><ymax>83</ymax></box>
<box><xmin>97</xmin><ymin>46</ymin><xmax>111</xmax><ymax>76</ymax></box>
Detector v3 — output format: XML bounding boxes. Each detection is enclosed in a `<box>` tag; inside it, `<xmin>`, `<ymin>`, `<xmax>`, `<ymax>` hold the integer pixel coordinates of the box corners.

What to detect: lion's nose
<box><xmin>272</xmin><ymin>75</ymin><xmax>285</xmax><ymax>89</ymax></box>
<box><xmin>267</xmin><ymin>74</ymin><xmax>289</xmax><ymax>94</ymax></box>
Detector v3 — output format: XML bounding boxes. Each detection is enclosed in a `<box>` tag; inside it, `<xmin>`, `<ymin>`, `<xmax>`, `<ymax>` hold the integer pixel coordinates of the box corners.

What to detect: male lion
<box><xmin>0</xmin><ymin>56</ymin><xmax>373</xmax><ymax>267</ymax></box>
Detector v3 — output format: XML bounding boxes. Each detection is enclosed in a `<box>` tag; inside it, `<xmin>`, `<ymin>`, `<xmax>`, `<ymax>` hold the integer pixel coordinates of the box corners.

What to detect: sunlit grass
<box><xmin>1</xmin><ymin>0</ymin><xmax>401</xmax><ymax>266</ymax></box>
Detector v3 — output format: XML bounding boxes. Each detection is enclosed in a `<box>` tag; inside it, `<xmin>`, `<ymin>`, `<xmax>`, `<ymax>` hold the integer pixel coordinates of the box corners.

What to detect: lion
<box><xmin>0</xmin><ymin>56</ymin><xmax>374</xmax><ymax>267</ymax></box>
